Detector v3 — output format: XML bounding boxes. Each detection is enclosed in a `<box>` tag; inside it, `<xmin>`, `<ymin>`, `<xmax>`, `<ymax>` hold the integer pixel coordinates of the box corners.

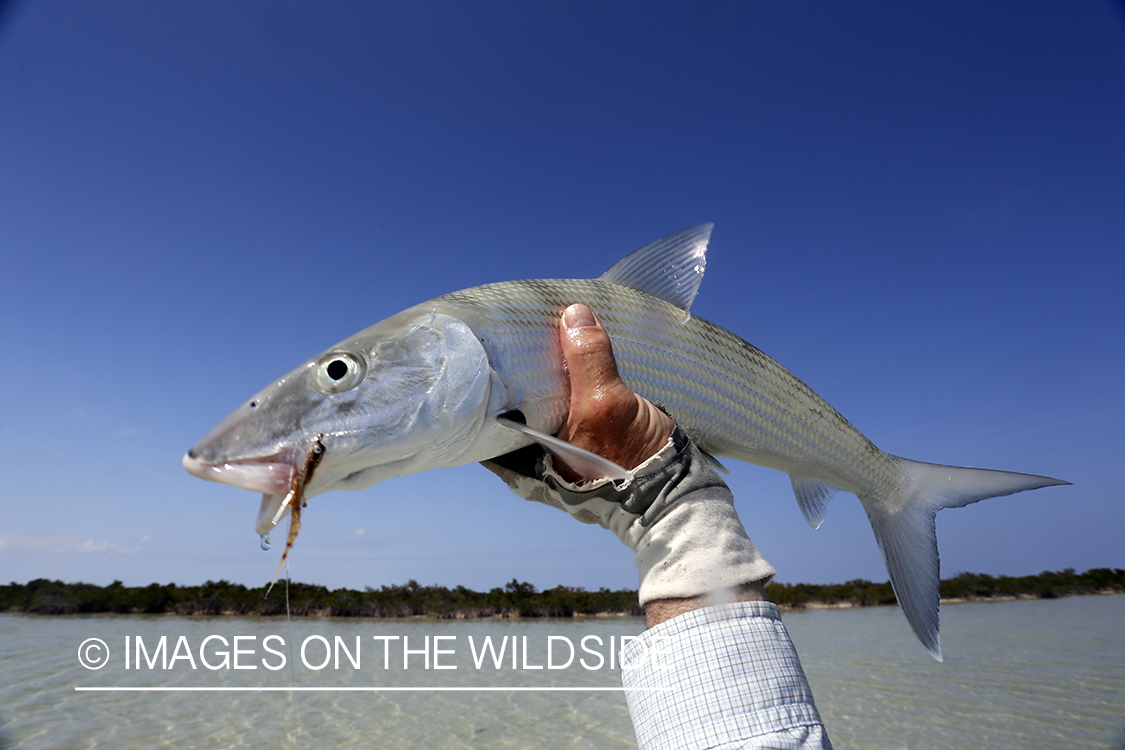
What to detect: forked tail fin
<box><xmin>866</xmin><ymin>458</ymin><xmax>1069</xmax><ymax>661</ymax></box>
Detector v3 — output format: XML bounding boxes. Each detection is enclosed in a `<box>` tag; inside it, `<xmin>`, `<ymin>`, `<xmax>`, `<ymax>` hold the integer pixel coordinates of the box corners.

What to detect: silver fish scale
<box><xmin>436</xmin><ymin>278</ymin><xmax>900</xmax><ymax>500</ymax></box>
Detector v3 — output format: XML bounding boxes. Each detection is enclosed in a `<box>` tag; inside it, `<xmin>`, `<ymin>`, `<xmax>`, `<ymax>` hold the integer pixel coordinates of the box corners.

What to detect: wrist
<box><xmin>645</xmin><ymin>580</ymin><xmax>768</xmax><ymax>628</ymax></box>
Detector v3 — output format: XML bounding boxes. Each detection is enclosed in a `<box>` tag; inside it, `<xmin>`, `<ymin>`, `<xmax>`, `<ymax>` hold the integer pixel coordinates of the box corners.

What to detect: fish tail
<box><xmin>865</xmin><ymin>458</ymin><xmax>1069</xmax><ymax>661</ymax></box>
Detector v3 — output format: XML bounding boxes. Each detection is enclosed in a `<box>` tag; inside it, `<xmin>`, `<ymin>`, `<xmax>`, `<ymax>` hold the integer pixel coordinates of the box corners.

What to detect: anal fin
<box><xmin>790</xmin><ymin>475</ymin><xmax>840</xmax><ymax>530</ymax></box>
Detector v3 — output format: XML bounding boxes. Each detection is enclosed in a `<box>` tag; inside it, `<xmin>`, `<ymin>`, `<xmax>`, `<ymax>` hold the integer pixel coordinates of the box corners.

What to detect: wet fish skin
<box><xmin>184</xmin><ymin>224</ymin><xmax>1068</xmax><ymax>659</ymax></box>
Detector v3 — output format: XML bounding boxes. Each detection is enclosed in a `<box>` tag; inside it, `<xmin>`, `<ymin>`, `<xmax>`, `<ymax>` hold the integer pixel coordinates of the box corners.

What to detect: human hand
<box><xmin>483</xmin><ymin>303</ymin><xmax>774</xmax><ymax>625</ymax></box>
<box><xmin>551</xmin><ymin>303</ymin><xmax>674</xmax><ymax>482</ymax></box>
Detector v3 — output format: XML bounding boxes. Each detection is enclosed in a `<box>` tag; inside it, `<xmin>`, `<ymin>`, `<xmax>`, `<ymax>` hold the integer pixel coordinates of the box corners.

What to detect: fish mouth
<box><xmin>182</xmin><ymin>449</ymin><xmax>298</xmax><ymax>496</ymax></box>
<box><xmin>183</xmin><ymin>448</ymin><xmax>305</xmax><ymax>536</ymax></box>
<box><xmin>182</xmin><ymin>440</ymin><xmax>328</xmax><ymax>538</ymax></box>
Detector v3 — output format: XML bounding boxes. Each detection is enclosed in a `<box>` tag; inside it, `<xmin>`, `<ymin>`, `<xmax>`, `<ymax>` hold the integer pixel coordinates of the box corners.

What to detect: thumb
<box><xmin>556</xmin><ymin>304</ymin><xmax>673</xmax><ymax>479</ymax></box>
<box><xmin>560</xmin><ymin>303</ymin><xmax>627</xmax><ymax>402</ymax></box>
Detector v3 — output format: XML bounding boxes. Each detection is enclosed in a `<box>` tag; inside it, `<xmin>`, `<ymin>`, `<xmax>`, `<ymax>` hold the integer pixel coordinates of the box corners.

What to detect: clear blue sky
<box><xmin>2</xmin><ymin>1</ymin><xmax>1122</xmax><ymax>593</ymax></box>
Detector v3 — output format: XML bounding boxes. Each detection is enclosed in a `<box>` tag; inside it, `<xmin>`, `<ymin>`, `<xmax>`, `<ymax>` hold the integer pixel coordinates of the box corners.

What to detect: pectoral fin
<box><xmin>699</xmin><ymin>448</ymin><xmax>731</xmax><ymax>475</ymax></box>
<box><xmin>495</xmin><ymin>417</ymin><xmax>631</xmax><ymax>482</ymax></box>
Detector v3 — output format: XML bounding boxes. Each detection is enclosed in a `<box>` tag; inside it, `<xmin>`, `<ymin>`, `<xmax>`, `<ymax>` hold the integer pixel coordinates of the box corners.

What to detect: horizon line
<box><xmin>18</xmin><ymin>565</ymin><xmax>1117</xmax><ymax>591</ymax></box>
<box><xmin>75</xmin><ymin>686</ymin><xmax>667</xmax><ymax>692</ymax></box>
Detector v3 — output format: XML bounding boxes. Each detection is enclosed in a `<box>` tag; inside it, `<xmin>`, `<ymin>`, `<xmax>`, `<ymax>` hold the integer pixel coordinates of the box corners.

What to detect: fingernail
<box><xmin>564</xmin><ymin>304</ymin><xmax>596</xmax><ymax>329</ymax></box>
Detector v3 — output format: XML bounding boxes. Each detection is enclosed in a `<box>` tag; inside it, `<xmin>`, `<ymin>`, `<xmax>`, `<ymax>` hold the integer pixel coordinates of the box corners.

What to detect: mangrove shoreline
<box><xmin>2</xmin><ymin>568</ymin><xmax>1121</xmax><ymax>619</ymax></box>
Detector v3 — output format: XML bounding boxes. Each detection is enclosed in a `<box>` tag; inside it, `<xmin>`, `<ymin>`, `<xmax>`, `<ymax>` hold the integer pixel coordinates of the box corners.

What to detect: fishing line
<box><xmin>284</xmin><ymin>529</ymin><xmax>296</xmax><ymax>690</ymax></box>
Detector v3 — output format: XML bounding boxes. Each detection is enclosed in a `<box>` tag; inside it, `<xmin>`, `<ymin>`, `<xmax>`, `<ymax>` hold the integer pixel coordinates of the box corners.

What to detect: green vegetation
<box><xmin>0</xmin><ymin>578</ymin><xmax>640</xmax><ymax>618</ymax></box>
<box><xmin>1</xmin><ymin>568</ymin><xmax>1121</xmax><ymax>618</ymax></box>
<box><xmin>767</xmin><ymin>568</ymin><xmax>1125</xmax><ymax>608</ymax></box>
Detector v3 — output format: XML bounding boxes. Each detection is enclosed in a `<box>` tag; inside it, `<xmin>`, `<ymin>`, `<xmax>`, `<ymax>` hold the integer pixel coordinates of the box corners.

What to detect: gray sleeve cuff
<box><xmin>484</xmin><ymin>427</ymin><xmax>775</xmax><ymax>603</ymax></box>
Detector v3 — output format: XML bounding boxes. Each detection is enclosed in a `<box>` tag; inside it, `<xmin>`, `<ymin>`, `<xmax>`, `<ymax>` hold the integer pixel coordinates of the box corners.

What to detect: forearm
<box><xmin>487</xmin><ymin>427</ymin><xmax>830</xmax><ymax>748</ymax></box>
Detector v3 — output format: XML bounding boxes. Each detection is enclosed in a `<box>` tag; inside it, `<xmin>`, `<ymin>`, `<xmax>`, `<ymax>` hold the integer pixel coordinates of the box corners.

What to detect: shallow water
<box><xmin>785</xmin><ymin>595</ymin><xmax>1125</xmax><ymax>750</ymax></box>
<box><xmin>2</xmin><ymin>595</ymin><xmax>1123</xmax><ymax>749</ymax></box>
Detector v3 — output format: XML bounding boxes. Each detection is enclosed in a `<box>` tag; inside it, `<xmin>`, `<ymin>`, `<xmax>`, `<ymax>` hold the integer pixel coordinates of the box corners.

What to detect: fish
<box><xmin>183</xmin><ymin>223</ymin><xmax>1068</xmax><ymax>659</ymax></box>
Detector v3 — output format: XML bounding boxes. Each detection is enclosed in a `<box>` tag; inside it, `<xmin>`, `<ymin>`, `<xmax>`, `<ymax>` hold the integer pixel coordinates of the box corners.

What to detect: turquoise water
<box><xmin>2</xmin><ymin>595</ymin><xmax>1122</xmax><ymax>749</ymax></box>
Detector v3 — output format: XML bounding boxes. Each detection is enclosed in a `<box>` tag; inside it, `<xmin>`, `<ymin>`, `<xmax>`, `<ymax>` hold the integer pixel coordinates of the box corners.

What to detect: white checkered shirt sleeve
<box><xmin>621</xmin><ymin>601</ymin><xmax>831</xmax><ymax>749</ymax></box>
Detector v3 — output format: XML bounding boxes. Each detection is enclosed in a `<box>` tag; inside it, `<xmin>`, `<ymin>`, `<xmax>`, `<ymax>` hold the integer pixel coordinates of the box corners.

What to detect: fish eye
<box><xmin>326</xmin><ymin>360</ymin><xmax>348</xmax><ymax>380</ymax></box>
<box><xmin>312</xmin><ymin>350</ymin><xmax>367</xmax><ymax>394</ymax></box>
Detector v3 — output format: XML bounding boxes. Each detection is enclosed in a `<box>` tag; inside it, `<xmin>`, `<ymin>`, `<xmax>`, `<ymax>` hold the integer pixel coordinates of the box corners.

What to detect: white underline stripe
<box><xmin>75</xmin><ymin>686</ymin><xmax>667</xmax><ymax>692</ymax></box>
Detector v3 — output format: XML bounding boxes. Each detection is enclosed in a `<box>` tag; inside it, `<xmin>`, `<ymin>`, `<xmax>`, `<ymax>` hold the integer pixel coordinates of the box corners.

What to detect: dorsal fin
<box><xmin>598</xmin><ymin>223</ymin><xmax>713</xmax><ymax>314</ymax></box>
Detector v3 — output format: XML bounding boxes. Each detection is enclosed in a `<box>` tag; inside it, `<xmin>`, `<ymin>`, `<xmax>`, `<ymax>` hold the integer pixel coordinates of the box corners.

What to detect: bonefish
<box><xmin>183</xmin><ymin>224</ymin><xmax>1067</xmax><ymax>659</ymax></box>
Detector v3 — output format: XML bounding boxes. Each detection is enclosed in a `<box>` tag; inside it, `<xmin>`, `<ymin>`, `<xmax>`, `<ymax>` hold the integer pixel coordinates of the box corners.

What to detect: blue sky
<box><xmin>2</xmin><ymin>1</ymin><xmax>1122</xmax><ymax>593</ymax></box>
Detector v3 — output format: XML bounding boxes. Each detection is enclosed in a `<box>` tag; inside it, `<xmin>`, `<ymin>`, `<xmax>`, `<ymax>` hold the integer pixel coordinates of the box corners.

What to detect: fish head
<box><xmin>183</xmin><ymin>308</ymin><xmax>510</xmax><ymax>536</ymax></box>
